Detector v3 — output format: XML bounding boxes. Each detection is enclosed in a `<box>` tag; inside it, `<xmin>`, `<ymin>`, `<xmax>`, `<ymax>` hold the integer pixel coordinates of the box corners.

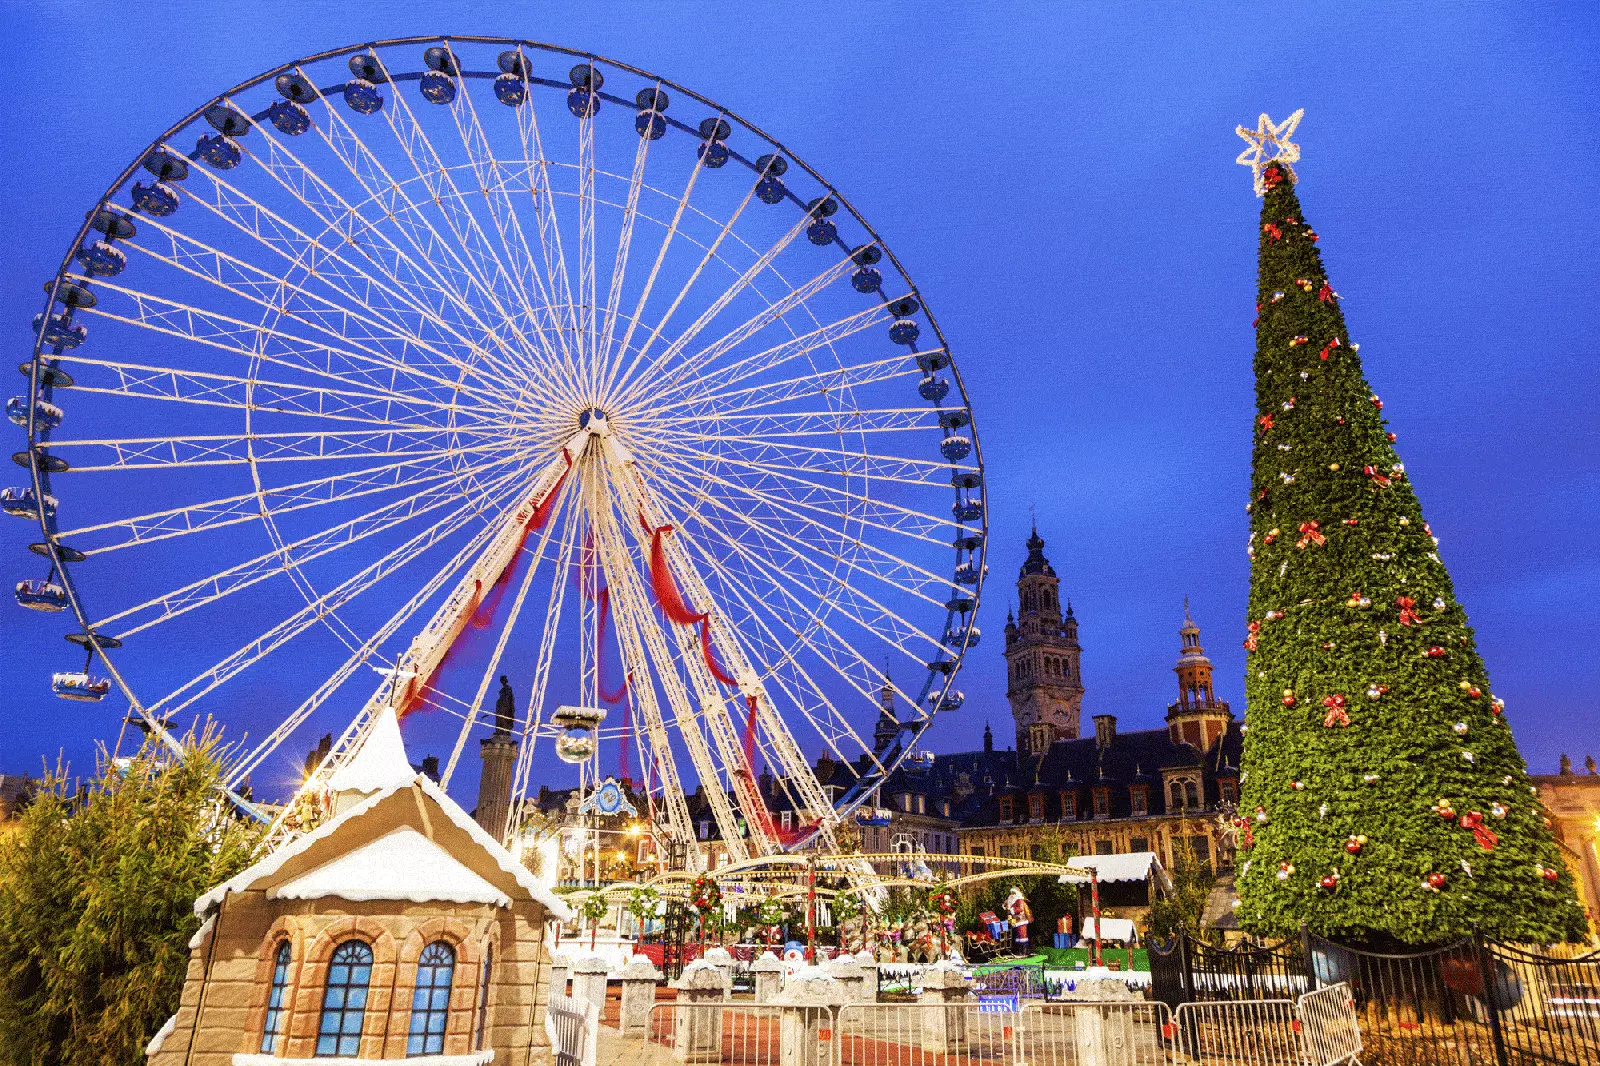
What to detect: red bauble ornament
<box><xmin>1345</xmin><ymin>835</ymin><xmax>1367</xmax><ymax>855</ymax></box>
<box><xmin>1320</xmin><ymin>872</ymin><xmax>1340</xmax><ymax>890</ymax></box>
<box><xmin>1282</xmin><ymin>689</ymin><xmax>1297</xmax><ymax>707</ymax></box>
<box><xmin>1425</xmin><ymin>872</ymin><xmax>1448</xmax><ymax>891</ymax></box>
<box><xmin>1467</xmin><ymin>686</ymin><xmax>1482</xmax><ymax>699</ymax></box>
<box><xmin>1434</xmin><ymin>799</ymin><xmax>1457</xmax><ymax>820</ymax></box>
<box><xmin>1541</xmin><ymin>866</ymin><xmax>1560</xmax><ymax>882</ymax></box>
<box><xmin>1426</xmin><ymin>646</ymin><xmax>1446</xmax><ymax>659</ymax></box>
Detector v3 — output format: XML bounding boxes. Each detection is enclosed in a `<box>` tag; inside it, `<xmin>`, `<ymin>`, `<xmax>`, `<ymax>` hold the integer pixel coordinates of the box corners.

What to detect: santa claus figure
<box><xmin>1004</xmin><ymin>886</ymin><xmax>1033</xmax><ymax>952</ymax></box>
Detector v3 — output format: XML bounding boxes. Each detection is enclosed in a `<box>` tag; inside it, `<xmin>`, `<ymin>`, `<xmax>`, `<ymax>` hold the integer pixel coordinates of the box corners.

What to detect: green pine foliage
<box><xmin>0</xmin><ymin>732</ymin><xmax>262</xmax><ymax>1066</ymax></box>
<box><xmin>1235</xmin><ymin>163</ymin><xmax>1585</xmax><ymax>945</ymax></box>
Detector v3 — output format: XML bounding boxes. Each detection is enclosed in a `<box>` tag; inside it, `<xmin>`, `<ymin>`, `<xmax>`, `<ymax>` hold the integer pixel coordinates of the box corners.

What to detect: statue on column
<box><xmin>494</xmin><ymin>675</ymin><xmax>516</xmax><ymax>735</ymax></box>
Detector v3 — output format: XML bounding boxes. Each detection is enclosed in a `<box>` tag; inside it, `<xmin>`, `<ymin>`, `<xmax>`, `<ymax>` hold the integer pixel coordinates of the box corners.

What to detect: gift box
<box><xmin>1054</xmin><ymin>933</ymin><xmax>1075</xmax><ymax>949</ymax></box>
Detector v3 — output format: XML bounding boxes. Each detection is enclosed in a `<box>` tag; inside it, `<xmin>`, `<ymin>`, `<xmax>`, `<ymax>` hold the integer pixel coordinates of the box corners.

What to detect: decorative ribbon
<box><xmin>1243</xmin><ymin>620</ymin><xmax>1260</xmax><ymax>652</ymax></box>
<box><xmin>1396</xmin><ymin>596</ymin><xmax>1420</xmax><ymax>626</ymax></box>
<box><xmin>1263</xmin><ymin>222</ymin><xmax>1284</xmax><ymax>242</ymax></box>
<box><xmin>640</xmin><ymin>514</ymin><xmax>739</xmax><ymax>686</ymax></box>
<box><xmin>1322</xmin><ymin>694</ymin><xmax>1350</xmax><ymax>728</ymax></box>
<box><xmin>1296</xmin><ymin>521</ymin><xmax>1326</xmax><ymax>549</ymax></box>
<box><xmin>1318</xmin><ymin>337</ymin><xmax>1341</xmax><ymax>361</ymax></box>
<box><xmin>1363</xmin><ymin>465</ymin><xmax>1392</xmax><ymax>488</ymax></box>
<box><xmin>1459</xmin><ymin>811</ymin><xmax>1499</xmax><ymax>851</ymax></box>
<box><xmin>1318</xmin><ymin>282</ymin><xmax>1336</xmax><ymax>304</ymax></box>
<box><xmin>594</xmin><ymin>587</ymin><xmax>630</xmax><ymax>705</ymax></box>
<box><xmin>1259</xmin><ymin>414</ymin><xmax>1275</xmax><ymax>433</ymax></box>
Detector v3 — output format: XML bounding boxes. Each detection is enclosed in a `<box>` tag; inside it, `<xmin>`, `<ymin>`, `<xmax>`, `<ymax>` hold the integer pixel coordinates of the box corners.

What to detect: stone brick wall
<box><xmin>150</xmin><ymin>892</ymin><xmax>548</xmax><ymax>1064</ymax></box>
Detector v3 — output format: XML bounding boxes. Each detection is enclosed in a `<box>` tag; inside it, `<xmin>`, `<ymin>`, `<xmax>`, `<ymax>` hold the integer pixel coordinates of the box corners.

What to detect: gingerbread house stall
<box><xmin>147</xmin><ymin>707</ymin><xmax>571</xmax><ymax>1065</ymax></box>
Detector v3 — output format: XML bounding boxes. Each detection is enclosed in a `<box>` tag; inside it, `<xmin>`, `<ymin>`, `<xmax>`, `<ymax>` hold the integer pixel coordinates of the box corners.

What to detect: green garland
<box><xmin>1237</xmin><ymin>160</ymin><xmax>1586</xmax><ymax>944</ymax></box>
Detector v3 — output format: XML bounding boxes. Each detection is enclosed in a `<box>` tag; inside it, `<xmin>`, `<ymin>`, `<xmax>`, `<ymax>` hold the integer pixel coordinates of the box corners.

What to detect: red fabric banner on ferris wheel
<box><xmin>642</xmin><ymin>515</ymin><xmax>739</xmax><ymax>686</ymax></box>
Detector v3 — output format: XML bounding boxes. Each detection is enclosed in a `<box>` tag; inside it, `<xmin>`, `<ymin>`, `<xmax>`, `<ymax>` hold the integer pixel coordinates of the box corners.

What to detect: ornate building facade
<box><xmin>950</xmin><ymin>531</ymin><xmax>1243</xmax><ymax>875</ymax></box>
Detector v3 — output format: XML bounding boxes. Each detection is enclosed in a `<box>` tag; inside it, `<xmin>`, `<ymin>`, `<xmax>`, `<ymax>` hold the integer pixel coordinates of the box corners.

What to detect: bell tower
<box><xmin>1004</xmin><ymin>525</ymin><xmax>1084</xmax><ymax>756</ymax></box>
<box><xmin>1166</xmin><ymin>601</ymin><xmax>1232</xmax><ymax>750</ymax></box>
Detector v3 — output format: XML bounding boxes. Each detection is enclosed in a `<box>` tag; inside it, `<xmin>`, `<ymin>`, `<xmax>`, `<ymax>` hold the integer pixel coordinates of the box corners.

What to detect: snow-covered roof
<box><xmin>326</xmin><ymin>706</ymin><xmax>413</xmax><ymax>795</ymax></box>
<box><xmin>1056</xmin><ymin>851</ymin><xmax>1166</xmax><ymax>886</ymax></box>
<box><xmin>1081</xmin><ymin>917</ymin><xmax>1138</xmax><ymax>942</ymax></box>
<box><xmin>195</xmin><ymin>720</ymin><xmax>571</xmax><ymax>920</ymax></box>
<box><xmin>271</xmin><ymin>826</ymin><xmax>510</xmax><ymax>907</ymax></box>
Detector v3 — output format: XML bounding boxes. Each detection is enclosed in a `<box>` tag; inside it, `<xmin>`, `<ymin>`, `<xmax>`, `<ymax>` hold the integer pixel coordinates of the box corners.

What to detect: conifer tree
<box><xmin>1233</xmin><ymin>123</ymin><xmax>1585</xmax><ymax>944</ymax></box>
<box><xmin>0</xmin><ymin>733</ymin><xmax>261</xmax><ymax>1066</ymax></box>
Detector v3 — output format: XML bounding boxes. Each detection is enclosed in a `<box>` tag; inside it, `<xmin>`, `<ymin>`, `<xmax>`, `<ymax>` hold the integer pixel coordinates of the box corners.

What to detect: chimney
<box><xmin>1094</xmin><ymin>713</ymin><xmax>1117</xmax><ymax>748</ymax></box>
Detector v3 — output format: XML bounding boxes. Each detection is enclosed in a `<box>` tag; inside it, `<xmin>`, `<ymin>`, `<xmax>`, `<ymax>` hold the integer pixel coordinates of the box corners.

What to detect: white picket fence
<box><xmin>548</xmin><ymin>991</ymin><xmax>600</xmax><ymax>1066</ymax></box>
<box><xmin>640</xmin><ymin>983</ymin><xmax>1362</xmax><ymax>1066</ymax></box>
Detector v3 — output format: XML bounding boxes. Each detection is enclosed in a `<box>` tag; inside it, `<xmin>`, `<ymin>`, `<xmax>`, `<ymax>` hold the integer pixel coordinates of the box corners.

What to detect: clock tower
<box><xmin>1003</xmin><ymin>526</ymin><xmax>1084</xmax><ymax>756</ymax></box>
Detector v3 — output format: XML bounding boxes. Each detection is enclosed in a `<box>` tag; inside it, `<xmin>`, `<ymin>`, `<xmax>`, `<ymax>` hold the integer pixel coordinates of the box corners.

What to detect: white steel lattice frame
<box><xmin>16</xmin><ymin>37</ymin><xmax>986</xmax><ymax>854</ymax></box>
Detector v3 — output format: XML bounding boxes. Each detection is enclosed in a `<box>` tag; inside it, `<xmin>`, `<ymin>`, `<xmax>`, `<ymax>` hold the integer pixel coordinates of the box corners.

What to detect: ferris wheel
<box><xmin>12</xmin><ymin>36</ymin><xmax>987</xmax><ymax>857</ymax></box>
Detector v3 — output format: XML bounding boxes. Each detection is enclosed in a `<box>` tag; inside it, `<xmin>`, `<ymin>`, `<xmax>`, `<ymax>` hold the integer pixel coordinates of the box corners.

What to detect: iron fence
<box><xmin>1151</xmin><ymin>926</ymin><xmax>1600</xmax><ymax>1066</ymax></box>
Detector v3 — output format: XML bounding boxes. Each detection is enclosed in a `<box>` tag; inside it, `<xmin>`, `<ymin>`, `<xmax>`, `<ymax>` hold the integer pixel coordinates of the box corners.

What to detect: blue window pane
<box><xmin>261</xmin><ymin>941</ymin><xmax>292</xmax><ymax>1053</ymax></box>
<box><xmin>317</xmin><ymin>940</ymin><xmax>373</xmax><ymax>1057</ymax></box>
<box><xmin>407</xmin><ymin>941</ymin><xmax>455</xmax><ymax>1057</ymax></box>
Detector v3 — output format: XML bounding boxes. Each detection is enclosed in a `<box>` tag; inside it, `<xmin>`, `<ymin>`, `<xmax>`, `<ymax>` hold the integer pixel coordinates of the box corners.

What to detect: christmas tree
<box><xmin>1233</xmin><ymin>112</ymin><xmax>1586</xmax><ymax>944</ymax></box>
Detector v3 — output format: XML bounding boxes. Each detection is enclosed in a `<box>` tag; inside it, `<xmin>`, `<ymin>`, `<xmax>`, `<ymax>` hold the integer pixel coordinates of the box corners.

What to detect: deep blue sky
<box><xmin>2</xmin><ymin>1</ymin><xmax>1596</xmax><ymax>785</ymax></box>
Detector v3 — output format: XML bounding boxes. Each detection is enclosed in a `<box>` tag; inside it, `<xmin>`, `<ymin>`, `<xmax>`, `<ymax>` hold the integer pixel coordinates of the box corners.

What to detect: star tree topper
<box><xmin>1236</xmin><ymin>109</ymin><xmax>1305</xmax><ymax>196</ymax></box>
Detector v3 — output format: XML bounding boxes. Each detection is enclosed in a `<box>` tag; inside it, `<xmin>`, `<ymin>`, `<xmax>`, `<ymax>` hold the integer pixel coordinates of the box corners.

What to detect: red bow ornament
<box><xmin>1263</xmin><ymin>165</ymin><xmax>1287</xmax><ymax>190</ymax></box>
<box><xmin>1259</xmin><ymin>413</ymin><xmax>1275</xmax><ymax>433</ymax></box>
<box><xmin>1322</xmin><ymin>694</ymin><xmax>1350</xmax><ymax>727</ymax></box>
<box><xmin>1395</xmin><ymin>596</ymin><xmax>1420</xmax><ymax>626</ymax></box>
<box><xmin>1243</xmin><ymin>620</ymin><xmax>1260</xmax><ymax>651</ymax></box>
<box><xmin>1363</xmin><ymin>465</ymin><xmax>1392</xmax><ymax>488</ymax></box>
<box><xmin>1317</xmin><ymin>282</ymin><xmax>1336</xmax><ymax>303</ymax></box>
<box><xmin>1296</xmin><ymin>521</ymin><xmax>1326</xmax><ymax>549</ymax></box>
<box><xmin>1459</xmin><ymin>811</ymin><xmax>1499</xmax><ymax>852</ymax></box>
<box><xmin>1319</xmin><ymin>337</ymin><xmax>1341</xmax><ymax>361</ymax></box>
<box><xmin>1263</xmin><ymin>222</ymin><xmax>1284</xmax><ymax>242</ymax></box>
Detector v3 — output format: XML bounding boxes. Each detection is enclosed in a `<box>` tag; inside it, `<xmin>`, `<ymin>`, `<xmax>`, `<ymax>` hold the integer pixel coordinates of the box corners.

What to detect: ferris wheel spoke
<box><xmin>609</xmin><ymin>172</ymin><xmax>764</xmax><ymax>400</ymax></box>
<box><xmin>147</xmin><ymin>458</ymin><xmax>539</xmax><ymax>720</ymax></box>
<box><xmin>646</xmin><ymin>468</ymin><xmax>950</xmax><ymax>662</ymax></box>
<box><xmin>576</xmin><ymin>88</ymin><xmax>599</xmax><ymax>397</ymax></box>
<box><xmin>178</xmin><ymin>148</ymin><xmax>545</xmax><ymax>403</ymax></box>
<box><xmin>656</xmin><ymin>433</ymin><xmax>976</xmax><ymax>489</ymax></box>
<box><xmin>660</xmin><ymin>405</ymin><xmax>940</xmax><ymax>441</ymax></box>
<box><xmin>646</xmin><ymin>445</ymin><xmax>961</xmax><ymax>575</ymax></box>
<box><xmin>95</xmin><ymin>450</ymin><xmax>535</xmax><ymax>637</ymax></box>
<box><xmin>353</xmin><ymin>59</ymin><xmax>556</xmax><ymax>378</ymax></box>
<box><xmin>41</xmin><ymin>423</ymin><xmax>517</xmax><ymax>472</ymax></box>
<box><xmin>118</xmin><ymin>213</ymin><xmax>532</xmax><ymax>410</ymax></box>
<box><xmin>57</xmin><ymin>452</ymin><xmax>479</xmax><ymax>555</ymax></box>
<box><xmin>507</xmin><ymin>501</ymin><xmax>583</xmax><ymax>823</ymax></box>
<box><xmin>644</xmin><ymin>308</ymin><xmax>898</xmax><ymax>417</ymax></box>
<box><xmin>639</xmin><ymin>492</ymin><xmax>885</xmax><ymax>776</ymax></box>
<box><xmin>73</xmin><ymin>274</ymin><xmax>519</xmax><ymax>411</ymax></box>
<box><xmin>55</xmin><ymin>354</ymin><xmax>470</xmax><ymax>431</ymax></box>
<box><xmin>622</xmin><ymin>253</ymin><xmax>857</xmax><ymax>413</ymax></box>
<box><xmin>603</xmin><ymin>468</ymin><xmax>769</xmax><ymax>854</ymax></box>
<box><xmin>631</xmin><ymin>476</ymin><xmax>840</xmax><ymax>833</ymax></box>
<box><xmin>595</xmin><ymin>108</ymin><xmax>659</xmax><ymax>391</ymax></box>
<box><xmin>567</xmin><ymin>480</ymin><xmax>697</xmax><ymax>844</ymax></box>
<box><xmin>598</xmin><ymin>138</ymin><xmax>709</xmax><ymax>400</ymax></box>
<box><xmin>438</xmin><ymin>59</ymin><xmax>586</xmax><ymax>388</ymax></box>
<box><xmin>360</xmin><ymin>57</ymin><xmax>569</xmax><ymax>385</ymax></box>
<box><xmin>652</xmin><ymin>476</ymin><xmax>935</xmax><ymax>724</ymax></box>
<box><xmin>223</xmin><ymin>479</ymin><xmax>528</xmax><ymax>787</ymax></box>
<box><xmin>614</xmin><ymin>209</ymin><xmax>818</xmax><ymax>410</ymax></box>
<box><xmin>436</xmin><ymin>466</ymin><xmax>574</xmax><ymax>787</ymax></box>
<box><xmin>508</xmin><ymin>57</ymin><xmax>582</xmax><ymax>367</ymax></box>
<box><xmin>657</xmin><ymin>440</ymin><xmax>964</xmax><ymax>549</ymax></box>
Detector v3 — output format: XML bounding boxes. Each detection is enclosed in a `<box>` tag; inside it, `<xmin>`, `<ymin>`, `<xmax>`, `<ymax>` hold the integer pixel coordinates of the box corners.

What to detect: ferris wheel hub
<box><xmin>577</xmin><ymin>408</ymin><xmax>611</xmax><ymax>435</ymax></box>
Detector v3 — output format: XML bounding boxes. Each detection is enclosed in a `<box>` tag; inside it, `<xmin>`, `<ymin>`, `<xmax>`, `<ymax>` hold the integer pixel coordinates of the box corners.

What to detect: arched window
<box><xmin>475</xmin><ymin>948</ymin><xmax>493</xmax><ymax>1050</ymax></box>
<box><xmin>408</xmin><ymin>941</ymin><xmax>455</xmax><ymax>1056</ymax></box>
<box><xmin>1185</xmin><ymin>781</ymin><xmax>1201</xmax><ymax>809</ymax></box>
<box><xmin>1170</xmin><ymin>781</ymin><xmax>1185</xmax><ymax>809</ymax></box>
<box><xmin>317</xmin><ymin>940</ymin><xmax>373</xmax><ymax>1057</ymax></box>
<box><xmin>260</xmin><ymin>940</ymin><xmax>292</xmax><ymax>1053</ymax></box>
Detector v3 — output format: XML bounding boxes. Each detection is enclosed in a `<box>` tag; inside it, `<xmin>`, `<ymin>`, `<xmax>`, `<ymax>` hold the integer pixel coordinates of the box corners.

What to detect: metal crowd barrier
<box><xmin>638</xmin><ymin>984</ymin><xmax>1361</xmax><ymax>1066</ymax></box>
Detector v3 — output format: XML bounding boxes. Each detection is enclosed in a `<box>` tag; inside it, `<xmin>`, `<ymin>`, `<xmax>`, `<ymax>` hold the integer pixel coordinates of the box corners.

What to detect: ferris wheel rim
<box><xmin>19</xmin><ymin>34</ymin><xmax>989</xmax><ymax>837</ymax></box>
